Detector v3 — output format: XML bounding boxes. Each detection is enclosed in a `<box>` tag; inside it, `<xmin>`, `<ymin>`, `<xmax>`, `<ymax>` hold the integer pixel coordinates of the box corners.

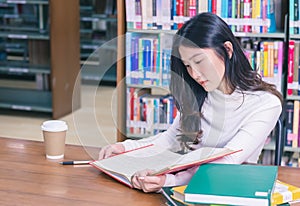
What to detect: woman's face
<box><xmin>179</xmin><ymin>45</ymin><xmax>227</xmax><ymax>93</ymax></box>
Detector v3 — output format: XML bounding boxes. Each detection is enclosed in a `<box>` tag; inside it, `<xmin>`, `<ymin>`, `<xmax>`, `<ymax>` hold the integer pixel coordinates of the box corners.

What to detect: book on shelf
<box><xmin>184</xmin><ymin>163</ymin><xmax>278</xmax><ymax>206</ymax></box>
<box><xmin>127</xmin><ymin>87</ymin><xmax>151</xmax><ymax>134</ymax></box>
<box><xmin>293</xmin><ymin>41</ymin><xmax>300</xmax><ymax>96</ymax></box>
<box><xmin>287</xmin><ymin>40</ymin><xmax>295</xmax><ymax>96</ymax></box>
<box><xmin>125</xmin><ymin>0</ymin><xmax>283</xmax><ymax>33</ymax></box>
<box><xmin>285</xmin><ymin>100</ymin><xmax>300</xmax><ymax>148</ymax></box>
<box><xmin>126</xmin><ymin>32</ymin><xmax>173</xmax><ymax>87</ymax></box>
<box><xmin>126</xmin><ymin>89</ymin><xmax>177</xmax><ymax>136</ymax></box>
<box><xmin>292</xmin><ymin>101</ymin><xmax>299</xmax><ymax>148</ymax></box>
<box><xmin>285</xmin><ymin>101</ymin><xmax>295</xmax><ymax>147</ymax></box>
<box><xmin>90</xmin><ymin>144</ymin><xmax>241</xmax><ymax>188</ymax></box>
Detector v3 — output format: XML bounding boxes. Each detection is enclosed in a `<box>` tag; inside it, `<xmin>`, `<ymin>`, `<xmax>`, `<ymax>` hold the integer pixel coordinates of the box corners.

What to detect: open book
<box><xmin>90</xmin><ymin>144</ymin><xmax>241</xmax><ymax>188</ymax></box>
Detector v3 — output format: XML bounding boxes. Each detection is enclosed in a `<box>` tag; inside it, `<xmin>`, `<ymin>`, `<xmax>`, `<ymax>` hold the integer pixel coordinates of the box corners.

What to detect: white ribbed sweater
<box><xmin>121</xmin><ymin>89</ymin><xmax>282</xmax><ymax>187</ymax></box>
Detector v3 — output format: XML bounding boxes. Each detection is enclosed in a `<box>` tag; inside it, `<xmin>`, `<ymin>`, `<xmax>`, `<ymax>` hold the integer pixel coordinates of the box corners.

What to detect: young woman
<box><xmin>98</xmin><ymin>12</ymin><xmax>282</xmax><ymax>192</ymax></box>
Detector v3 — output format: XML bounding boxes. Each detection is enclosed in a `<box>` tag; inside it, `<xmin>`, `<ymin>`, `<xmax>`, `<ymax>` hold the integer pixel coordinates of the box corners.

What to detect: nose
<box><xmin>189</xmin><ymin>68</ymin><xmax>202</xmax><ymax>81</ymax></box>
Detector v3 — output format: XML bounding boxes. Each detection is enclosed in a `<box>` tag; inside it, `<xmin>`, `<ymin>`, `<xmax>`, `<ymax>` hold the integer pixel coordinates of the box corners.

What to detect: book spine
<box><xmin>129</xmin><ymin>87</ymin><xmax>135</xmax><ymax>133</ymax></box>
<box><xmin>208</xmin><ymin>0</ymin><xmax>212</xmax><ymax>12</ymax></box>
<box><xmin>231</xmin><ymin>0</ymin><xmax>236</xmax><ymax>32</ymax></box>
<box><xmin>293</xmin><ymin>41</ymin><xmax>300</xmax><ymax>96</ymax></box>
<box><xmin>243</xmin><ymin>0</ymin><xmax>251</xmax><ymax>32</ymax></box>
<box><xmin>268</xmin><ymin>41</ymin><xmax>274</xmax><ymax>77</ymax></box>
<box><xmin>267</xmin><ymin>0</ymin><xmax>276</xmax><ymax>33</ymax></box>
<box><xmin>126</xmin><ymin>32</ymin><xmax>132</xmax><ymax>84</ymax></box>
<box><xmin>170</xmin><ymin>0</ymin><xmax>177</xmax><ymax>30</ymax></box>
<box><xmin>152</xmin><ymin>0</ymin><xmax>157</xmax><ymax>29</ymax></box>
<box><xmin>288</xmin><ymin>40</ymin><xmax>295</xmax><ymax>96</ymax></box>
<box><xmin>177</xmin><ymin>0</ymin><xmax>184</xmax><ymax>29</ymax></box>
<box><xmin>293</xmin><ymin>100</ymin><xmax>299</xmax><ymax>148</ymax></box>
<box><xmin>262</xmin><ymin>0</ymin><xmax>268</xmax><ymax>33</ymax></box>
<box><xmin>286</xmin><ymin>101</ymin><xmax>294</xmax><ymax>147</ymax></box>
<box><xmin>263</xmin><ymin>41</ymin><xmax>269</xmax><ymax>77</ymax></box>
<box><xmin>161</xmin><ymin>0</ymin><xmax>171</xmax><ymax>30</ymax></box>
<box><xmin>189</xmin><ymin>0</ymin><xmax>197</xmax><ymax>17</ymax></box>
<box><xmin>152</xmin><ymin>38</ymin><xmax>158</xmax><ymax>86</ymax></box>
<box><xmin>135</xmin><ymin>0</ymin><xmax>142</xmax><ymax>29</ymax></box>
<box><xmin>221</xmin><ymin>0</ymin><xmax>228</xmax><ymax>19</ymax></box>
<box><xmin>156</xmin><ymin>0</ymin><xmax>162</xmax><ymax>29</ymax></box>
<box><xmin>290</xmin><ymin>0</ymin><xmax>295</xmax><ymax>35</ymax></box>
<box><xmin>295</xmin><ymin>0</ymin><xmax>299</xmax><ymax>34</ymax></box>
<box><xmin>236</xmin><ymin>0</ymin><xmax>242</xmax><ymax>32</ymax></box>
<box><xmin>228</xmin><ymin>0</ymin><xmax>232</xmax><ymax>28</ymax></box>
<box><xmin>277</xmin><ymin>41</ymin><xmax>283</xmax><ymax>81</ymax></box>
<box><xmin>252</xmin><ymin>0</ymin><xmax>261</xmax><ymax>33</ymax></box>
<box><xmin>131</xmin><ymin>35</ymin><xmax>140</xmax><ymax>85</ymax></box>
<box><xmin>125</xmin><ymin>0</ymin><xmax>135</xmax><ymax>29</ymax></box>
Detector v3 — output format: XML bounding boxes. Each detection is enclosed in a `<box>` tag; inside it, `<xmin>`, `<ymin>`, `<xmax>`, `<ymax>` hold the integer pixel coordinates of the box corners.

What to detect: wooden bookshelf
<box><xmin>49</xmin><ymin>0</ymin><xmax>81</xmax><ymax>118</ymax></box>
<box><xmin>0</xmin><ymin>0</ymin><xmax>81</xmax><ymax>119</ymax></box>
<box><xmin>115</xmin><ymin>1</ymin><xmax>297</xmax><ymax>167</ymax></box>
<box><xmin>79</xmin><ymin>0</ymin><xmax>117</xmax><ymax>84</ymax></box>
<box><xmin>116</xmin><ymin>0</ymin><xmax>126</xmax><ymax>141</ymax></box>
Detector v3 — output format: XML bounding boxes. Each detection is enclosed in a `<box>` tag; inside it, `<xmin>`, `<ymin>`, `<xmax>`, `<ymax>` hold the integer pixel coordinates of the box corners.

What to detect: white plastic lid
<box><xmin>41</xmin><ymin>120</ymin><xmax>68</xmax><ymax>132</ymax></box>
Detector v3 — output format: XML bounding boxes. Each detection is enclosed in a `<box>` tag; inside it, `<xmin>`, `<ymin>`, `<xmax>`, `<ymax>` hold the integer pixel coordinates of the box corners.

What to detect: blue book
<box><xmin>221</xmin><ymin>0</ymin><xmax>228</xmax><ymax>19</ymax></box>
<box><xmin>208</xmin><ymin>0</ymin><xmax>212</xmax><ymax>12</ymax></box>
<box><xmin>184</xmin><ymin>163</ymin><xmax>278</xmax><ymax>206</ymax></box>
<box><xmin>171</xmin><ymin>0</ymin><xmax>177</xmax><ymax>30</ymax></box>
<box><xmin>126</xmin><ymin>32</ymin><xmax>132</xmax><ymax>84</ymax></box>
<box><xmin>290</xmin><ymin>0</ymin><xmax>295</xmax><ymax>35</ymax></box>
<box><xmin>131</xmin><ymin>35</ymin><xmax>140</xmax><ymax>85</ymax></box>
<box><xmin>267</xmin><ymin>0</ymin><xmax>276</xmax><ymax>33</ymax></box>
<box><xmin>161</xmin><ymin>48</ymin><xmax>171</xmax><ymax>87</ymax></box>
<box><xmin>142</xmin><ymin>38</ymin><xmax>153</xmax><ymax>85</ymax></box>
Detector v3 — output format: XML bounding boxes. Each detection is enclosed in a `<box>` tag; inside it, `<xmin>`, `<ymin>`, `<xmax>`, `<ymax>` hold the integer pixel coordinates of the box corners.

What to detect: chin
<box><xmin>203</xmin><ymin>86</ymin><xmax>217</xmax><ymax>92</ymax></box>
<box><xmin>202</xmin><ymin>87</ymin><xmax>212</xmax><ymax>92</ymax></box>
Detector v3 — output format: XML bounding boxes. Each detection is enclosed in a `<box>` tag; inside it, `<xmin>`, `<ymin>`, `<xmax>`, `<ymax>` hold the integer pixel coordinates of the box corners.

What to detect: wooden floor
<box><xmin>0</xmin><ymin>85</ymin><xmax>117</xmax><ymax>148</ymax></box>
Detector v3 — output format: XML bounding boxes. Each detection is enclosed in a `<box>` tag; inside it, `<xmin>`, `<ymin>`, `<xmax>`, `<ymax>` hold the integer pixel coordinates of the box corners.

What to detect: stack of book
<box><xmin>162</xmin><ymin>164</ymin><xmax>300</xmax><ymax>206</ymax></box>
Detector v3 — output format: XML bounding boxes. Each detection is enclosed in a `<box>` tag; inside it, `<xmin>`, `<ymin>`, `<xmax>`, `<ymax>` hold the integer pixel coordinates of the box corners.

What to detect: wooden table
<box><xmin>0</xmin><ymin>137</ymin><xmax>165</xmax><ymax>206</ymax></box>
<box><xmin>0</xmin><ymin>137</ymin><xmax>299</xmax><ymax>206</ymax></box>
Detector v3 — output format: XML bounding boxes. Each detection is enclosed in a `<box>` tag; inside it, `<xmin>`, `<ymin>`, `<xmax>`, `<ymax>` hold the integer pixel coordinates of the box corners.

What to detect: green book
<box><xmin>184</xmin><ymin>163</ymin><xmax>278</xmax><ymax>206</ymax></box>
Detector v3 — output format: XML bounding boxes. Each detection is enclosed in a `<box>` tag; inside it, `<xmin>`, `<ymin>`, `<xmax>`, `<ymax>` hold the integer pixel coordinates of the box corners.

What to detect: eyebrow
<box><xmin>182</xmin><ymin>53</ymin><xmax>205</xmax><ymax>62</ymax></box>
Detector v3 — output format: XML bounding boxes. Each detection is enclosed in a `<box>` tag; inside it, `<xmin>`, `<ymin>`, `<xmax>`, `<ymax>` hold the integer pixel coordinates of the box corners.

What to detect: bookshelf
<box><xmin>0</xmin><ymin>0</ymin><xmax>80</xmax><ymax>119</ymax></box>
<box><xmin>80</xmin><ymin>0</ymin><xmax>117</xmax><ymax>84</ymax></box>
<box><xmin>116</xmin><ymin>0</ymin><xmax>300</xmax><ymax>166</ymax></box>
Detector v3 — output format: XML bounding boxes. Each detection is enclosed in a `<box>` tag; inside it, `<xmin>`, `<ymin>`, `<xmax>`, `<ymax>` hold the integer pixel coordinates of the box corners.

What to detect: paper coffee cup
<box><xmin>41</xmin><ymin>120</ymin><xmax>68</xmax><ymax>159</ymax></box>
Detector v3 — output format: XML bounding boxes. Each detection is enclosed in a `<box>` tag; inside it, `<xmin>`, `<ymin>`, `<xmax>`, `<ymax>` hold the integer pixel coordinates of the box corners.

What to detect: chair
<box><xmin>274</xmin><ymin>119</ymin><xmax>284</xmax><ymax>166</ymax></box>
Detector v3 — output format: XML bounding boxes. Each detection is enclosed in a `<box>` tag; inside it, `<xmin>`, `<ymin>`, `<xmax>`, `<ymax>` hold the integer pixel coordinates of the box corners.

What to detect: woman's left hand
<box><xmin>131</xmin><ymin>169</ymin><xmax>166</xmax><ymax>193</ymax></box>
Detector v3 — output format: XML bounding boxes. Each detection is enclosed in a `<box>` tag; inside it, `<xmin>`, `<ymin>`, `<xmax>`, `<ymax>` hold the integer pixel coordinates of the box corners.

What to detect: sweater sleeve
<box><xmin>213</xmin><ymin>96</ymin><xmax>282</xmax><ymax>164</ymax></box>
<box><xmin>121</xmin><ymin>113</ymin><xmax>182</xmax><ymax>152</ymax></box>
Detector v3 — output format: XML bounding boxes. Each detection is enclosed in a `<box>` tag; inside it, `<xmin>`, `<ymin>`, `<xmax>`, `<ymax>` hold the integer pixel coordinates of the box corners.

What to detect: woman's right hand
<box><xmin>98</xmin><ymin>143</ymin><xmax>125</xmax><ymax>160</ymax></box>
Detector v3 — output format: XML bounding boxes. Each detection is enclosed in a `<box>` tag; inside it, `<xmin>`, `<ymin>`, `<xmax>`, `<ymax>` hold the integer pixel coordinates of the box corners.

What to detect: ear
<box><xmin>224</xmin><ymin>41</ymin><xmax>233</xmax><ymax>59</ymax></box>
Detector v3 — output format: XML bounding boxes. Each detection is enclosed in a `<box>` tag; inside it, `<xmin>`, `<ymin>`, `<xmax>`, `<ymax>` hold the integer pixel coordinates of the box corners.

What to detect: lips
<box><xmin>199</xmin><ymin>80</ymin><xmax>208</xmax><ymax>86</ymax></box>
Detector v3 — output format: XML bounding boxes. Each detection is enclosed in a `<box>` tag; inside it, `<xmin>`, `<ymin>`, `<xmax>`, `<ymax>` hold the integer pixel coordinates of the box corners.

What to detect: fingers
<box><xmin>131</xmin><ymin>175</ymin><xmax>142</xmax><ymax>190</ymax></box>
<box><xmin>98</xmin><ymin>145</ymin><xmax>113</xmax><ymax>160</ymax></box>
<box><xmin>139</xmin><ymin>176</ymin><xmax>164</xmax><ymax>193</ymax></box>
<box><xmin>131</xmin><ymin>169</ymin><xmax>166</xmax><ymax>193</ymax></box>
<box><xmin>98</xmin><ymin>144</ymin><xmax>125</xmax><ymax>160</ymax></box>
<box><xmin>131</xmin><ymin>169</ymin><xmax>153</xmax><ymax>191</ymax></box>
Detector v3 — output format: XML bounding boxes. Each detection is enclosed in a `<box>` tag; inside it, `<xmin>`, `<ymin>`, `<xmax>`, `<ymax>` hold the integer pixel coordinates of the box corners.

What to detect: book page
<box><xmin>174</xmin><ymin>147</ymin><xmax>234</xmax><ymax>166</ymax></box>
<box><xmin>93</xmin><ymin>145</ymin><xmax>181</xmax><ymax>178</ymax></box>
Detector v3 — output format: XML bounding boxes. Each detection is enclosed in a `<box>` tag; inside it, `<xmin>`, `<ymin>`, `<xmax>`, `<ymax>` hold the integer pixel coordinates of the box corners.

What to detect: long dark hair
<box><xmin>170</xmin><ymin>12</ymin><xmax>283</xmax><ymax>150</ymax></box>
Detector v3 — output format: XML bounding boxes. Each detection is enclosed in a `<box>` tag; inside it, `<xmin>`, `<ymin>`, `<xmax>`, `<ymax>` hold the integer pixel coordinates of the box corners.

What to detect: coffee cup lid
<box><xmin>41</xmin><ymin>120</ymin><xmax>68</xmax><ymax>132</ymax></box>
